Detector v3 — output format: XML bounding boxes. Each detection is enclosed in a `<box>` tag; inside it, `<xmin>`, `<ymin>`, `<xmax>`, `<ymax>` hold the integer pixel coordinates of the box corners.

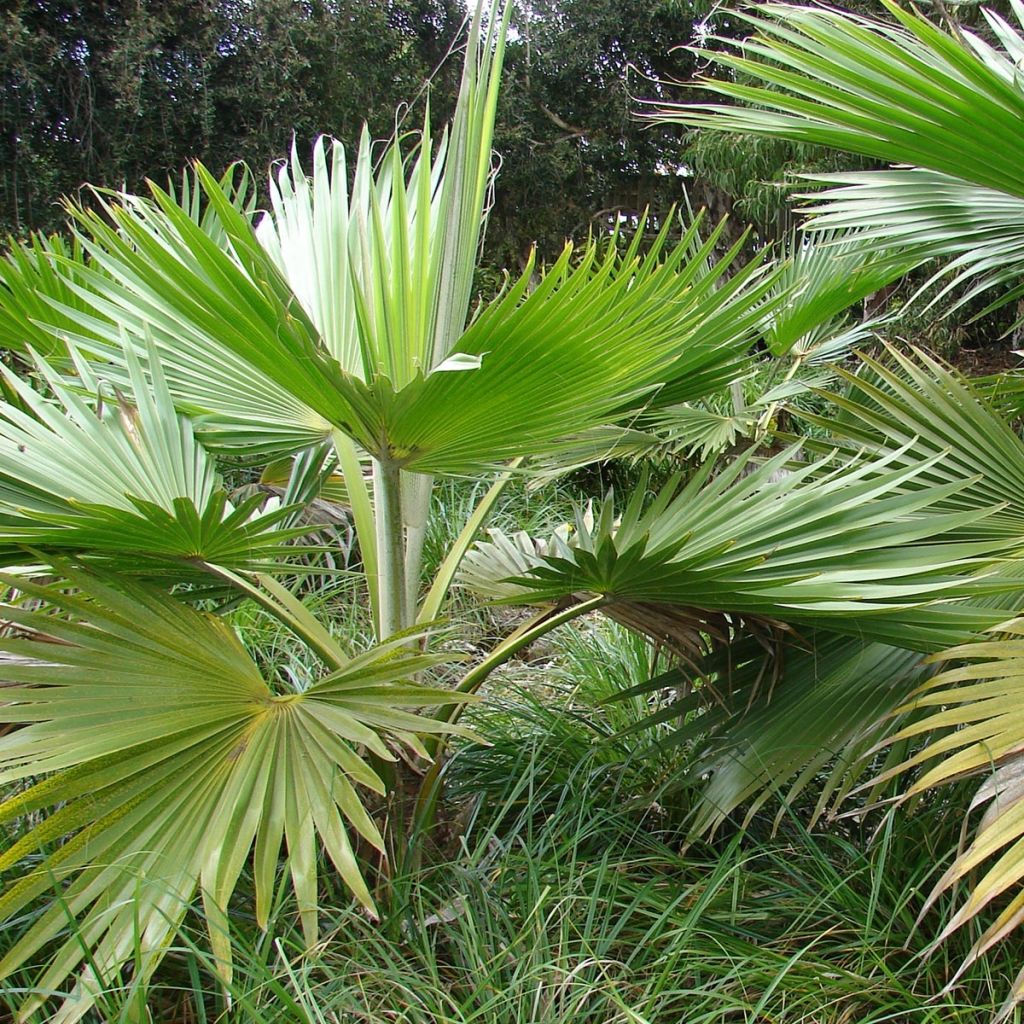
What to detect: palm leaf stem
<box><xmin>205</xmin><ymin>565</ymin><xmax>347</xmax><ymax>671</ymax></box>
<box><xmin>403</xmin><ymin>470</ymin><xmax>434</xmax><ymax>620</ymax></box>
<box><xmin>417</xmin><ymin>459</ymin><xmax>523</xmax><ymax>626</ymax></box>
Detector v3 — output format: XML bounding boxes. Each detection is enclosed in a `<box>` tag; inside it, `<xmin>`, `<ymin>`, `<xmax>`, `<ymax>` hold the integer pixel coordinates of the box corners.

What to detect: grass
<box><xmin>91</xmin><ymin>778</ymin><xmax>1018</xmax><ymax>1023</ymax></box>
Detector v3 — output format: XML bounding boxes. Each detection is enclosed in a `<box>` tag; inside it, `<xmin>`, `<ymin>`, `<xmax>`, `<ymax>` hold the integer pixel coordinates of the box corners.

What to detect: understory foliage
<box><xmin>6</xmin><ymin>1</ymin><xmax>1024</xmax><ymax>1021</ymax></box>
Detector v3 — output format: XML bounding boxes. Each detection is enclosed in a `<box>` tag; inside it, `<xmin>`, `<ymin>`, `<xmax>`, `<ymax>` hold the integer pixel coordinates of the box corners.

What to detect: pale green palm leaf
<box><xmin>0</xmin><ymin>564</ymin><xmax>471</xmax><ymax>1022</ymax></box>
<box><xmin>0</xmin><ymin>347</ymin><xmax>305</xmax><ymax>576</ymax></box>
<box><xmin>763</xmin><ymin>229</ymin><xmax>921</xmax><ymax>359</ymax></box>
<box><xmin>794</xmin><ymin>171</ymin><xmax>1024</xmax><ymax>318</ymax></box>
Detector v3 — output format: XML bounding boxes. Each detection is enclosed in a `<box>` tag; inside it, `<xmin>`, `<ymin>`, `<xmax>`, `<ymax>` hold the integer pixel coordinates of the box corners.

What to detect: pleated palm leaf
<box><xmin>799</xmin><ymin>345</ymin><xmax>1024</xmax><ymax>542</ymax></box>
<box><xmin>0</xmin><ymin>346</ymin><xmax>307</xmax><ymax>577</ymax></box>
<box><xmin>761</xmin><ymin>230</ymin><xmax>920</xmax><ymax>362</ymax></box>
<box><xmin>0</xmin><ymin>564</ymin><xmax>473</xmax><ymax>1023</ymax></box>
<box><xmin>654</xmin><ymin>0</ymin><xmax>1024</xmax><ymax>319</ymax></box>
<box><xmin>454</xmin><ymin>439</ymin><xmax>1020</xmax><ymax>845</ymax></box>
<box><xmin>459</xmin><ymin>443</ymin><xmax>1012</xmax><ymax>654</ymax></box>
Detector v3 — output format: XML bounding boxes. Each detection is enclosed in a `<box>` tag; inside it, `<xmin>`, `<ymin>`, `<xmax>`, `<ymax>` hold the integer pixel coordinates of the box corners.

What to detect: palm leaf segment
<box><xmin>462</xmin><ymin>444</ymin><xmax>1009</xmax><ymax>653</ymax></box>
<box><xmin>0</xmin><ymin>565</ymin><xmax>471</xmax><ymax>1023</ymax></box>
<box><xmin>0</xmin><ymin>346</ymin><xmax>303</xmax><ymax>576</ymax></box>
<box><xmin>656</xmin><ymin>0</ymin><xmax>1024</xmax><ymax>317</ymax></box>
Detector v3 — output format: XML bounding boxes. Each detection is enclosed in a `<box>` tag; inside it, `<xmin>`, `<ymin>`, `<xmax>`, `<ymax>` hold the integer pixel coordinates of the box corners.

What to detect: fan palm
<box><xmin>0</xmin><ymin>1</ymin><xmax>1020</xmax><ymax>1019</ymax></box>
<box><xmin>650</xmin><ymin>0</ymin><xmax>1024</xmax><ymax>1005</ymax></box>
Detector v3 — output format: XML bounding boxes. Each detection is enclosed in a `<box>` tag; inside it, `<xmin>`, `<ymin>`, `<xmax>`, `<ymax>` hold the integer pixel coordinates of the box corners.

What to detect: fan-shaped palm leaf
<box><xmin>0</xmin><ymin>347</ymin><xmax>305</xmax><ymax>576</ymax></box>
<box><xmin>461</xmin><ymin>445</ymin><xmax>1012</xmax><ymax>652</ymax></box>
<box><xmin>762</xmin><ymin>229</ymin><xmax>920</xmax><ymax>359</ymax></box>
<box><xmin>654</xmin><ymin>0</ymin><xmax>1024</xmax><ymax>317</ymax></box>
<box><xmin>0</xmin><ymin>564</ymin><xmax>471</xmax><ymax>1023</ymax></box>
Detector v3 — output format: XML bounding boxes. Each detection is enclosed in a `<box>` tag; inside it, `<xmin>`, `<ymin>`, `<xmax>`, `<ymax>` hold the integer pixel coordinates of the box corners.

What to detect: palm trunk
<box><xmin>373</xmin><ymin>457</ymin><xmax>409</xmax><ymax>639</ymax></box>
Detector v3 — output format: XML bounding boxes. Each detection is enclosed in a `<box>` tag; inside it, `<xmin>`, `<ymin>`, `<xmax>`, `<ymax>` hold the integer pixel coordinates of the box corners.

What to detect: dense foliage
<box><xmin>1</xmin><ymin>0</ymin><xmax>705</xmax><ymax>260</ymax></box>
<box><xmin>6</xmin><ymin>1</ymin><xmax>1024</xmax><ymax>1022</ymax></box>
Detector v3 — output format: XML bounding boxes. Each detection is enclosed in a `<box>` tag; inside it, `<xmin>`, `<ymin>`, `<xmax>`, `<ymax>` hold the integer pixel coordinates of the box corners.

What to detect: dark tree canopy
<box><xmin>485</xmin><ymin>0</ymin><xmax>709</xmax><ymax>265</ymax></box>
<box><xmin>0</xmin><ymin>0</ymin><xmax>463</xmax><ymax>234</ymax></box>
<box><xmin>1</xmin><ymin>0</ymin><xmax>722</xmax><ymax>254</ymax></box>
<box><xmin>0</xmin><ymin>0</ymin><xmax>974</xmax><ymax>258</ymax></box>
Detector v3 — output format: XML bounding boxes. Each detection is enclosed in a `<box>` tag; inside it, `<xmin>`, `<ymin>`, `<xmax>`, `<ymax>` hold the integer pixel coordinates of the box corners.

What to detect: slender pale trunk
<box><xmin>373</xmin><ymin>457</ymin><xmax>409</xmax><ymax>639</ymax></box>
<box><xmin>402</xmin><ymin>471</ymin><xmax>434</xmax><ymax>624</ymax></box>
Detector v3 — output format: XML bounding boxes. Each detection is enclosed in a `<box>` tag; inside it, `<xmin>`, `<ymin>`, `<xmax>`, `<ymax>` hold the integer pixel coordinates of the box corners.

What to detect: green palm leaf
<box><xmin>42</xmin><ymin>175</ymin><xmax>776</xmax><ymax>473</ymax></box>
<box><xmin>653</xmin><ymin>0</ymin><xmax>1024</xmax><ymax>317</ymax></box>
<box><xmin>762</xmin><ymin>229</ymin><xmax>921</xmax><ymax>359</ymax></box>
<box><xmin>463</xmin><ymin>447</ymin><xmax>1011</xmax><ymax>652</ymax></box>
<box><xmin>791</xmin><ymin>171</ymin><xmax>1024</xmax><ymax>317</ymax></box>
<box><xmin>0</xmin><ymin>347</ymin><xmax>305</xmax><ymax>576</ymax></box>
<box><xmin>0</xmin><ymin>564</ymin><xmax>471</xmax><ymax>1022</ymax></box>
<box><xmin>0</xmin><ymin>232</ymin><xmax>96</xmax><ymax>358</ymax></box>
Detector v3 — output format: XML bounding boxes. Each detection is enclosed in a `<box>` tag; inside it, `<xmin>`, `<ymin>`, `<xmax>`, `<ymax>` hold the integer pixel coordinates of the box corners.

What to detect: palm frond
<box><xmin>653</xmin><ymin>0</ymin><xmax>1024</xmax><ymax>316</ymax></box>
<box><xmin>0</xmin><ymin>232</ymin><xmax>98</xmax><ymax>358</ymax></box>
<box><xmin>763</xmin><ymin>230</ymin><xmax>920</xmax><ymax>359</ymax></box>
<box><xmin>0</xmin><ymin>564</ymin><xmax>471</xmax><ymax>1021</ymax></box>
<box><xmin>0</xmin><ymin>348</ymin><xmax>306</xmax><ymax>576</ymax></box>
<box><xmin>795</xmin><ymin>171</ymin><xmax>1024</xmax><ymax>320</ymax></box>
<box><xmin>461</xmin><ymin>446</ymin><xmax>1012</xmax><ymax>652</ymax></box>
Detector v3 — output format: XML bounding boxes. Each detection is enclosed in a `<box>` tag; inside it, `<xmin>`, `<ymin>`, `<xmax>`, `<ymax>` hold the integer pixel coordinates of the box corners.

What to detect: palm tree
<box><xmin>650</xmin><ymin>0</ymin><xmax>1024</xmax><ymax>1010</ymax></box>
<box><xmin>0</xmin><ymin>1</ymin><xmax>1014</xmax><ymax>1019</ymax></box>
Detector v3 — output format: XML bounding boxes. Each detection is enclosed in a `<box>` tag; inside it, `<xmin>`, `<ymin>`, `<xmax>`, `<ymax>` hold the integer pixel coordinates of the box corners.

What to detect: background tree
<box><xmin>0</xmin><ymin>0</ymin><xmax>738</xmax><ymax>257</ymax></box>
<box><xmin>0</xmin><ymin>0</ymin><xmax>462</xmax><ymax>235</ymax></box>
